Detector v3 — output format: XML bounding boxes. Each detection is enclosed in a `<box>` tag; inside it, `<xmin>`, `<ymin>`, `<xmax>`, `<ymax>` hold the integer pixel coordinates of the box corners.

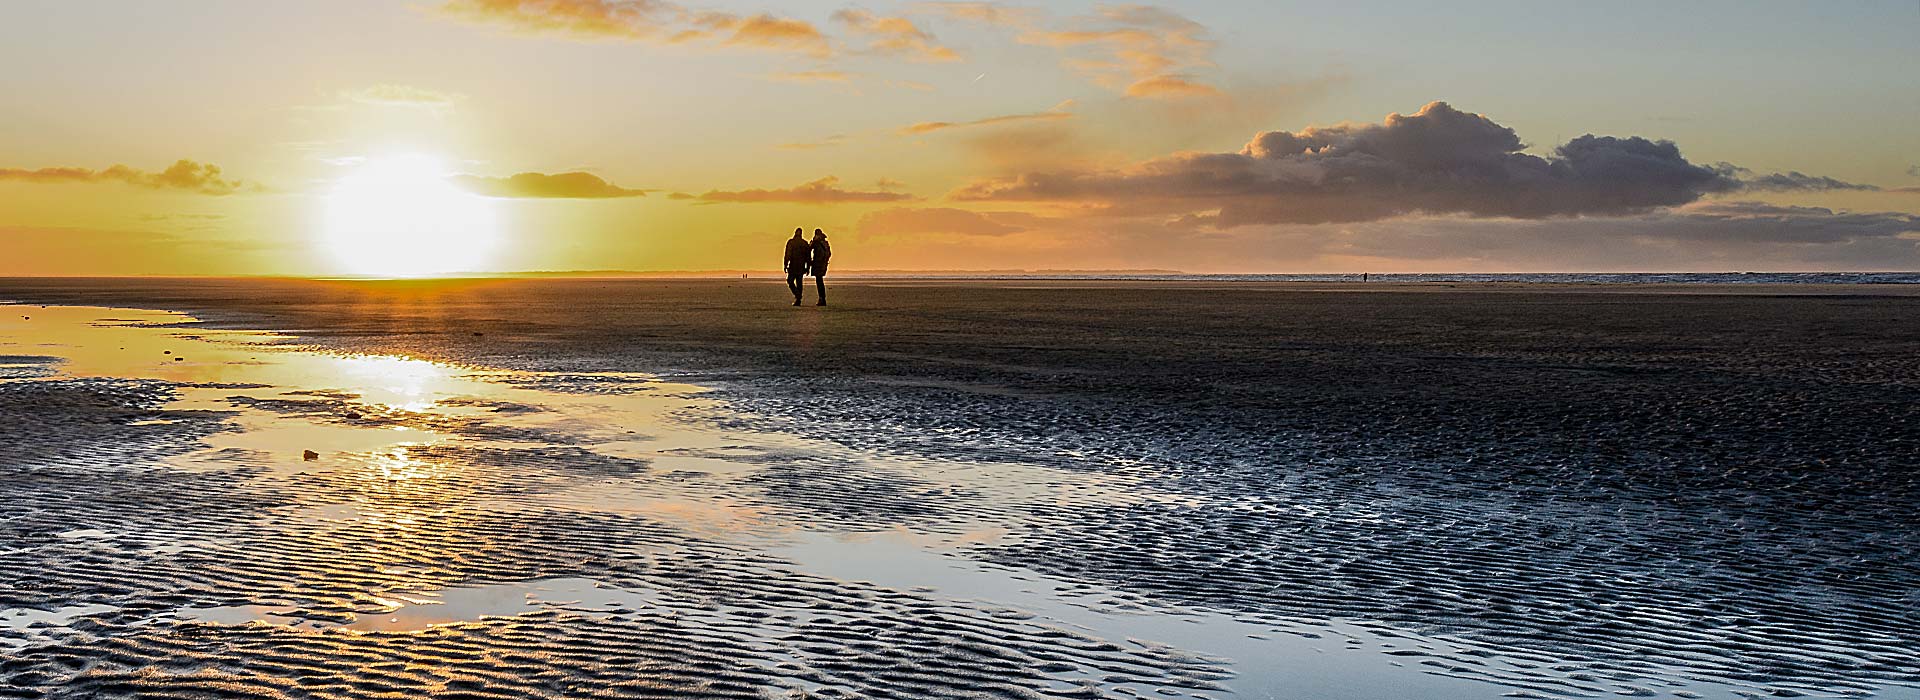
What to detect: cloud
<box><xmin>1020</xmin><ymin>5</ymin><xmax>1220</xmax><ymax>99</ymax></box>
<box><xmin>0</xmin><ymin>160</ymin><xmax>252</xmax><ymax>195</ymax></box>
<box><xmin>1715</xmin><ymin>166</ymin><xmax>1881</xmax><ymax>192</ymax></box>
<box><xmin>912</xmin><ymin>3</ymin><xmax>1221</xmax><ymax>99</ymax></box>
<box><xmin>950</xmin><ymin>200</ymin><xmax>1920</xmax><ymax>272</ymax></box>
<box><xmin>1301</xmin><ymin>202</ymin><xmax>1920</xmax><ymax>269</ymax></box>
<box><xmin>955</xmin><ymin>102</ymin><xmax>1746</xmax><ymax>225</ymax></box>
<box><xmin>777</xmin><ymin>134</ymin><xmax>848</xmax><ymax>150</ymax></box>
<box><xmin>1637</xmin><ymin>201</ymin><xmax>1920</xmax><ymax>243</ymax></box>
<box><xmin>767</xmin><ymin>70</ymin><xmax>853</xmax><ymax>83</ymax></box>
<box><xmin>832</xmin><ymin>9</ymin><xmax>959</xmax><ymax>62</ymax></box>
<box><xmin>438</xmin><ymin>0</ymin><xmax>828</xmax><ymax>56</ymax></box>
<box><xmin>438</xmin><ymin>0</ymin><xmax>677</xmax><ymax>38</ymax></box>
<box><xmin>1123</xmin><ymin>74</ymin><xmax>1220</xmax><ymax>98</ymax></box>
<box><xmin>340</xmin><ymin>84</ymin><xmax>464</xmax><ymax>107</ymax></box>
<box><xmin>451</xmin><ymin>171</ymin><xmax>650</xmax><ymax>198</ymax></box>
<box><xmin>913</xmin><ymin>1</ymin><xmax>1038</xmax><ymax>27</ymax></box>
<box><xmin>710</xmin><ymin>13</ymin><xmax>830</xmax><ymax>56</ymax></box>
<box><xmin>899</xmin><ymin>100</ymin><xmax>1074</xmax><ymax>135</ymax></box>
<box><xmin>855</xmin><ymin>207</ymin><xmax>1048</xmax><ymax>237</ymax></box>
<box><xmin>958</xmin><ymin>121</ymin><xmax>1089</xmax><ymax>173</ymax></box>
<box><xmin>691</xmin><ymin>176</ymin><xmax>915</xmax><ymax>204</ymax></box>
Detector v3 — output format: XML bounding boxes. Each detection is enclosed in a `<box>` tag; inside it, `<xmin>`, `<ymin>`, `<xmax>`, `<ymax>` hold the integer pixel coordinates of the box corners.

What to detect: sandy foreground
<box><xmin>1</xmin><ymin>277</ymin><xmax>1916</xmax><ymax>700</ymax></box>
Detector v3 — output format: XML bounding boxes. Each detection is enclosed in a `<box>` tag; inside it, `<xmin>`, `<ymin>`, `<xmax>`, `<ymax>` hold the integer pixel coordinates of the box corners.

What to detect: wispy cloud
<box><xmin>0</xmin><ymin>160</ymin><xmax>254</xmax><ymax>195</ymax></box>
<box><xmin>1122</xmin><ymin>74</ymin><xmax>1219</xmax><ymax>98</ymax></box>
<box><xmin>898</xmin><ymin>100</ymin><xmax>1074</xmax><ymax>135</ymax></box>
<box><xmin>709</xmin><ymin>12</ymin><xmax>830</xmax><ymax>56</ymax></box>
<box><xmin>766</xmin><ymin>70</ymin><xmax>853</xmax><ymax>84</ymax></box>
<box><xmin>438</xmin><ymin>0</ymin><xmax>829</xmax><ymax>56</ymax></box>
<box><xmin>339</xmin><ymin>84</ymin><xmax>464</xmax><ymax>108</ymax></box>
<box><xmin>777</xmin><ymin>134</ymin><xmax>849</xmax><ymax>151</ymax></box>
<box><xmin>916</xmin><ymin>3</ymin><xmax>1221</xmax><ymax>99</ymax></box>
<box><xmin>452</xmin><ymin>171</ymin><xmax>650</xmax><ymax>198</ymax></box>
<box><xmin>914</xmin><ymin>2</ymin><xmax>1039</xmax><ymax>28</ymax></box>
<box><xmin>1716</xmin><ymin>166</ymin><xmax>1881</xmax><ymax>192</ymax></box>
<box><xmin>832</xmin><ymin>9</ymin><xmax>959</xmax><ymax>62</ymax></box>
<box><xmin>1020</xmin><ymin>5</ymin><xmax>1219</xmax><ymax>99</ymax></box>
<box><xmin>690</xmin><ymin>176</ymin><xmax>915</xmax><ymax>204</ymax></box>
<box><xmin>856</xmin><ymin>206</ymin><xmax>1048</xmax><ymax>237</ymax></box>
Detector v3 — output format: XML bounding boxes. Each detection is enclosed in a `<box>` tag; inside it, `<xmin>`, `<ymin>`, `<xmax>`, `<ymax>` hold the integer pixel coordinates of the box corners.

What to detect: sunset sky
<box><xmin>3</xmin><ymin>0</ymin><xmax>1917</xmax><ymax>276</ymax></box>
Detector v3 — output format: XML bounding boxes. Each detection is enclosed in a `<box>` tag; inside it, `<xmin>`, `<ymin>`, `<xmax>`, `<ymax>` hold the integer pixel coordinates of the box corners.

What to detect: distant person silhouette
<box><xmin>810</xmin><ymin>229</ymin><xmax>831</xmax><ymax>306</ymax></box>
<box><xmin>783</xmin><ymin>228</ymin><xmax>810</xmax><ymax>306</ymax></box>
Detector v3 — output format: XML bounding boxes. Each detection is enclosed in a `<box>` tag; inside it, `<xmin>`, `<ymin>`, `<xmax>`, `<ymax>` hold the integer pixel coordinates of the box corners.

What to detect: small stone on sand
<box><xmin>302</xmin><ymin>450</ymin><xmax>320</xmax><ymax>461</ymax></box>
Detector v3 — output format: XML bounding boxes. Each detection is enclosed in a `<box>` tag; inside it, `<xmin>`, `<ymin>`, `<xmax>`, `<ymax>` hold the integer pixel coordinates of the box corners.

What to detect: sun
<box><xmin>322</xmin><ymin>154</ymin><xmax>502</xmax><ymax>277</ymax></box>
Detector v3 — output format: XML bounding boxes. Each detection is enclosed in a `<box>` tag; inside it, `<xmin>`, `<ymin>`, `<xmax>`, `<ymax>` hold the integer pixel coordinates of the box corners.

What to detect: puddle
<box><xmin>0</xmin><ymin>604</ymin><xmax>122</xmax><ymax>649</ymax></box>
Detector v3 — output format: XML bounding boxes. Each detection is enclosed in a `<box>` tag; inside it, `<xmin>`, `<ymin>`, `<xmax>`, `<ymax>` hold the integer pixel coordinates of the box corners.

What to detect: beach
<box><xmin>2</xmin><ymin>277</ymin><xmax>1917</xmax><ymax>699</ymax></box>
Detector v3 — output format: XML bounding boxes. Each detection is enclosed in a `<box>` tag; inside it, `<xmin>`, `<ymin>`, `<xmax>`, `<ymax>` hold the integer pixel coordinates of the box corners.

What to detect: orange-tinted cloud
<box><xmin>451</xmin><ymin>171</ymin><xmax>650</xmax><ymax>198</ymax></box>
<box><xmin>777</xmin><ymin>134</ymin><xmax>848</xmax><ymax>151</ymax></box>
<box><xmin>439</xmin><ymin>0</ymin><xmax>828</xmax><ymax>56</ymax></box>
<box><xmin>899</xmin><ymin>100</ymin><xmax>1074</xmax><ymax>135</ymax></box>
<box><xmin>439</xmin><ymin>0</ymin><xmax>677</xmax><ymax>38</ymax></box>
<box><xmin>339</xmin><ymin>84</ymin><xmax>464</xmax><ymax>107</ymax></box>
<box><xmin>832</xmin><ymin>9</ymin><xmax>960</xmax><ymax>62</ymax></box>
<box><xmin>711</xmin><ymin>12</ymin><xmax>830</xmax><ymax>56</ymax></box>
<box><xmin>914</xmin><ymin>2</ymin><xmax>1038</xmax><ymax>28</ymax></box>
<box><xmin>1124</xmin><ymin>74</ymin><xmax>1220</xmax><ymax>98</ymax></box>
<box><xmin>0</xmin><ymin>160</ymin><xmax>251</xmax><ymax>195</ymax></box>
<box><xmin>767</xmin><ymin>70</ymin><xmax>852</xmax><ymax>83</ymax></box>
<box><xmin>856</xmin><ymin>207</ymin><xmax>1047</xmax><ymax>237</ymax></box>
<box><xmin>1019</xmin><ymin>5</ymin><xmax>1219</xmax><ymax>99</ymax></box>
<box><xmin>692</xmin><ymin>176</ymin><xmax>915</xmax><ymax>204</ymax></box>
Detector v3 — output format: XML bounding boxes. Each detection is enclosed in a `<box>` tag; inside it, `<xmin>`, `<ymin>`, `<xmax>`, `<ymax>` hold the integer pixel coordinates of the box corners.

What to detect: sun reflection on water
<box><xmin>324</xmin><ymin>355</ymin><xmax>464</xmax><ymax>411</ymax></box>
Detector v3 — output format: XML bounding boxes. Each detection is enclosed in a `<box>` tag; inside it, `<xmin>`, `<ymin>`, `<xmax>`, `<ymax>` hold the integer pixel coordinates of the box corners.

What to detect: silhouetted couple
<box><xmin>784</xmin><ymin>228</ymin><xmax>831</xmax><ymax>306</ymax></box>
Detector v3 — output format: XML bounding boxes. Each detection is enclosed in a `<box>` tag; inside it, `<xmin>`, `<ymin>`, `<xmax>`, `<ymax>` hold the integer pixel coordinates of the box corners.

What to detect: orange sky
<box><xmin>2</xmin><ymin>1</ymin><xmax>1917</xmax><ymax>276</ymax></box>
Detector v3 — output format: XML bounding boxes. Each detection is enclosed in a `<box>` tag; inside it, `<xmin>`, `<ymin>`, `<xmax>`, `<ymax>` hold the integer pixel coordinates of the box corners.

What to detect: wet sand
<box><xmin>2</xmin><ymin>277</ymin><xmax>1918</xmax><ymax>699</ymax></box>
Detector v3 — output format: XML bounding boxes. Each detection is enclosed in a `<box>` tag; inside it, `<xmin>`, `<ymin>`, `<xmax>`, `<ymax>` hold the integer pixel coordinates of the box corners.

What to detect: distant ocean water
<box><xmin>885</xmin><ymin>272</ymin><xmax>1920</xmax><ymax>285</ymax></box>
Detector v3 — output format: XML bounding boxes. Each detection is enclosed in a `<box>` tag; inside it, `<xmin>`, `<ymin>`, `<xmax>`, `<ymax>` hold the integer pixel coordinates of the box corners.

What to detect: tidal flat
<box><xmin>2</xmin><ymin>277</ymin><xmax>1917</xmax><ymax>699</ymax></box>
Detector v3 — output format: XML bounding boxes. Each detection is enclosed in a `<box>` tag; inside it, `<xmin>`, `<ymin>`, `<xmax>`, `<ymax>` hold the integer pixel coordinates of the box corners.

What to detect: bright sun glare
<box><xmin>323</xmin><ymin>154</ymin><xmax>501</xmax><ymax>277</ymax></box>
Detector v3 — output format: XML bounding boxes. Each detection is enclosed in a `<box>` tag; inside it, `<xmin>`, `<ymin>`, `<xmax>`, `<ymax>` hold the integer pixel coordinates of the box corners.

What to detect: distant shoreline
<box><xmin>3</xmin><ymin>271</ymin><xmax>1919</xmax><ymax>285</ymax></box>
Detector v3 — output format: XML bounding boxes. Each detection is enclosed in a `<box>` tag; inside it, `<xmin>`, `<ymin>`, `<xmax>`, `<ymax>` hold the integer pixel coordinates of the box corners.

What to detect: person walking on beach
<box><xmin>809</xmin><ymin>228</ymin><xmax>832</xmax><ymax>306</ymax></box>
<box><xmin>783</xmin><ymin>228</ymin><xmax>810</xmax><ymax>306</ymax></box>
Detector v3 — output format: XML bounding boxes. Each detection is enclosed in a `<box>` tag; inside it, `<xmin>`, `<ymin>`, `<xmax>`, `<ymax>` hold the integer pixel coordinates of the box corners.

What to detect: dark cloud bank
<box><xmin>955</xmin><ymin>102</ymin><xmax>1885</xmax><ymax>226</ymax></box>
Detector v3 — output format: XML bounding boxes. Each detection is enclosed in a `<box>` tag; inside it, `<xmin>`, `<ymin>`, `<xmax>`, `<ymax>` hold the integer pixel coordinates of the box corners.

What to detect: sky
<box><xmin>2</xmin><ymin>0</ymin><xmax>1917</xmax><ymax>275</ymax></box>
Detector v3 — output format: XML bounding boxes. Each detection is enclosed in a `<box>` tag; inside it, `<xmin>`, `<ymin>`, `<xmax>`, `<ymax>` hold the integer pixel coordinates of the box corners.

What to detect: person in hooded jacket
<box><xmin>809</xmin><ymin>228</ymin><xmax>831</xmax><ymax>306</ymax></box>
<box><xmin>782</xmin><ymin>227</ymin><xmax>810</xmax><ymax>306</ymax></box>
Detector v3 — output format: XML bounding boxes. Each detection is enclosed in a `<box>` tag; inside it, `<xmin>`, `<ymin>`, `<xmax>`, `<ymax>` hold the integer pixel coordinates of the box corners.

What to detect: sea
<box><xmin>879</xmin><ymin>271</ymin><xmax>1920</xmax><ymax>285</ymax></box>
